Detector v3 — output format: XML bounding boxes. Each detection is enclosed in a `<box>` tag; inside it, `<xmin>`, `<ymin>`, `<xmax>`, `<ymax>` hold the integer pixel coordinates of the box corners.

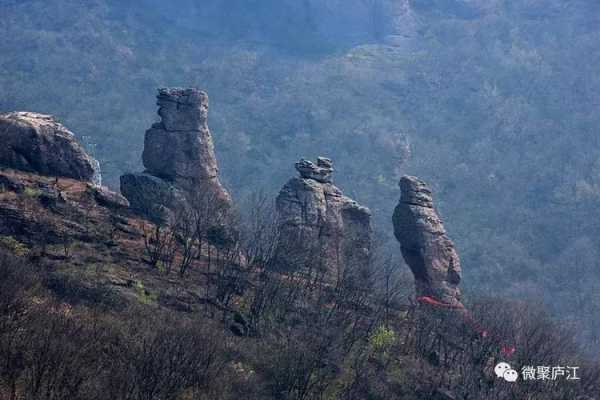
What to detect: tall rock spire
<box><xmin>121</xmin><ymin>88</ymin><xmax>231</xmax><ymax>222</ymax></box>
<box><xmin>393</xmin><ymin>176</ymin><xmax>462</xmax><ymax>306</ymax></box>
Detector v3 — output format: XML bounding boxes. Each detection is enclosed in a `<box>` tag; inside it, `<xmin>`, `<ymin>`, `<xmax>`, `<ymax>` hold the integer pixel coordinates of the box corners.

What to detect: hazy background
<box><xmin>1</xmin><ymin>0</ymin><xmax>599</xmax><ymax>352</ymax></box>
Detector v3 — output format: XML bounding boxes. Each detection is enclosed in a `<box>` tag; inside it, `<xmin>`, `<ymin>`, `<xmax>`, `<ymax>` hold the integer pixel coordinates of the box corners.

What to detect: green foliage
<box><xmin>134</xmin><ymin>280</ymin><xmax>157</xmax><ymax>304</ymax></box>
<box><xmin>23</xmin><ymin>187</ymin><xmax>41</xmax><ymax>198</ymax></box>
<box><xmin>369</xmin><ymin>324</ymin><xmax>396</xmax><ymax>354</ymax></box>
<box><xmin>0</xmin><ymin>235</ymin><xmax>29</xmax><ymax>256</ymax></box>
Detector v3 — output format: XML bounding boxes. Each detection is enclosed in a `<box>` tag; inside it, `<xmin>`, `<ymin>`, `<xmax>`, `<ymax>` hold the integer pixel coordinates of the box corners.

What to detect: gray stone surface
<box><xmin>156</xmin><ymin>88</ymin><xmax>209</xmax><ymax>132</ymax></box>
<box><xmin>142</xmin><ymin>88</ymin><xmax>228</xmax><ymax>201</ymax></box>
<box><xmin>90</xmin><ymin>185</ymin><xmax>130</xmax><ymax>210</ymax></box>
<box><xmin>120</xmin><ymin>173</ymin><xmax>185</xmax><ymax>223</ymax></box>
<box><xmin>121</xmin><ymin>88</ymin><xmax>232</xmax><ymax>221</ymax></box>
<box><xmin>143</xmin><ymin>129</ymin><xmax>218</xmax><ymax>186</ymax></box>
<box><xmin>0</xmin><ymin>112</ymin><xmax>100</xmax><ymax>183</ymax></box>
<box><xmin>275</xmin><ymin>157</ymin><xmax>371</xmax><ymax>278</ymax></box>
<box><xmin>392</xmin><ymin>176</ymin><xmax>463</xmax><ymax>306</ymax></box>
<box><xmin>294</xmin><ymin>157</ymin><xmax>334</xmax><ymax>184</ymax></box>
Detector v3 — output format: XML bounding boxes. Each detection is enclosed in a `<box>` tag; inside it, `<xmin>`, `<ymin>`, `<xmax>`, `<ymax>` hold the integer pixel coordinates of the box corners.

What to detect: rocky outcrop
<box><xmin>0</xmin><ymin>112</ymin><xmax>101</xmax><ymax>184</ymax></box>
<box><xmin>0</xmin><ymin>168</ymin><xmax>132</xmax><ymax>247</ymax></box>
<box><xmin>275</xmin><ymin>157</ymin><xmax>371</xmax><ymax>278</ymax></box>
<box><xmin>120</xmin><ymin>173</ymin><xmax>185</xmax><ymax>223</ymax></box>
<box><xmin>392</xmin><ymin>176</ymin><xmax>462</xmax><ymax>306</ymax></box>
<box><xmin>90</xmin><ymin>185</ymin><xmax>130</xmax><ymax>210</ymax></box>
<box><xmin>0</xmin><ymin>112</ymin><xmax>133</xmax><ymax>241</ymax></box>
<box><xmin>121</xmin><ymin>88</ymin><xmax>231</xmax><ymax>222</ymax></box>
<box><xmin>295</xmin><ymin>157</ymin><xmax>334</xmax><ymax>183</ymax></box>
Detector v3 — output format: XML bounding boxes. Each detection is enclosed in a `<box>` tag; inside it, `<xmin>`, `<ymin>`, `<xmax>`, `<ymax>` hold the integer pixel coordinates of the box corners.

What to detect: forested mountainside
<box><xmin>2</xmin><ymin>0</ymin><xmax>600</xmax><ymax>352</ymax></box>
<box><xmin>1</xmin><ymin>105</ymin><xmax>598</xmax><ymax>399</ymax></box>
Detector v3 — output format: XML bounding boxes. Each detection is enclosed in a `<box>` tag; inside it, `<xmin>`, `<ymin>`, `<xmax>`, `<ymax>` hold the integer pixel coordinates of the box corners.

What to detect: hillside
<box><xmin>2</xmin><ymin>3</ymin><xmax>600</xmax><ymax>349</ymax></box>
<box><xmin>1</xmin><ymin>0</ymin><xmax>600</xmax><ymax>397</ymax></box>
<box><xmin>0</xmin><ymin>104</ymin><xmax>598</xmax><ymax>399</ymax></box>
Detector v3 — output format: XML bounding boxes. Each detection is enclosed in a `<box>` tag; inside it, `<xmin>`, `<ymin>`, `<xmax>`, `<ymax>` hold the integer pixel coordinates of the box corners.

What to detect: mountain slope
<box><xmin>1</xmin><ymin>0</ymin><xmax>600</xmax><ymax>351</ymax></box>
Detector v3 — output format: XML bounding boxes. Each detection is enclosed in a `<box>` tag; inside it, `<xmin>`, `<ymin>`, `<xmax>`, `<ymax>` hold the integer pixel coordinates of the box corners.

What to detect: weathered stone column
<box><xmin>275</xmin><ymin>157</ymin><xmax>372</xmax><ymax>280</ymax></box>
<box><xmin>393</xmin><ymin>176</ymin><xmax>462</xmax><ymax>306</ymax></box>
<box><xmin>121</xmin><ymin>88</ymin><xmax>231</xmax><ymax>223</ymax></box>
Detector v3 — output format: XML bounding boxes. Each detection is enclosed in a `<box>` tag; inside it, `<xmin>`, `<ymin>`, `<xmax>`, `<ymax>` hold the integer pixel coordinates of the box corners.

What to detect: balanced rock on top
<box><xmin>275</xmin><ymin>157</ymin><xmax>371</xmax><ymax>280</ymax></box>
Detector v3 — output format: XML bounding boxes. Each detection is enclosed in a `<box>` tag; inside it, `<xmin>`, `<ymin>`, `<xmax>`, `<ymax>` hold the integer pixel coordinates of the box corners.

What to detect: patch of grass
<box><xmin>0</xmin><ymin>235</ymin><xmax>29</xmax><ymax>256</ymax></box>
<box><xmin>46</xmin><ymin>272</ymin><xmax>123</xmax><ymax>310</ymax></box>
<box><xmin>23</xmin><ymin>187</ymin><xmax>41</xmax><ymax>198</ymax></box>
<box><xmin>369</xmin><ymin>324</ymin><xmax>396</xmax><ymax>355</ymax></box>
<box><xmin>134</xmin><ymin>280</ymin><xmax>158</xmax><ymax>305</ymax></box>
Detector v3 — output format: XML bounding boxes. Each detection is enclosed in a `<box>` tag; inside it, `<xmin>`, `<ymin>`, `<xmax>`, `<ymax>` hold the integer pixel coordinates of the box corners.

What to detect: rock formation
<box><xmin>121</xmin><ymin>88</ymin><xmax>231</xmax><ymax>223</ymax></box>
<box><xmin>0</xmin><ymin>112</ymin><xmax>101</xmax><ymax>184</ymax></box>
<box><xmin>275</xmin><ymin>157</ymin><xmax>371</xmax><ymax>278</ymax></box>
<box><xmin>0</xmin><ymin>112</ymin><xmax>130</xmax><ymax>245</ymax></box>
<box><xmin>392</xmin><ymin>176</ymin><xmax>462</xmax><ymax>306</ymax></box>
<box><xmin>90</xmin><ymin>185</ymin><xmax>131</xmax><ymax>210</ymax></box>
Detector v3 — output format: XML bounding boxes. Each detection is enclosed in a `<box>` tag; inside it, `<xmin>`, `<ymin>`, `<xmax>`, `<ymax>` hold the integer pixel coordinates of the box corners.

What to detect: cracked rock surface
<box><xmin>275</xmin><ymin>157</ymin><xmax>371</xmax><ymax>279</ymax></box>
<box><xmin>0</xmin><ymin>112</ymin><xmax>101</xmax><ymax>184</ymax></box>
<box><xmin>121</xmin><ymin>88</ymin><xmax>231</xmax><ymax>222</ymax></box>
<box><xmin>393</xmin><ymin>176</ymin><xmax>463</xmax><ymax>306</ymax></box>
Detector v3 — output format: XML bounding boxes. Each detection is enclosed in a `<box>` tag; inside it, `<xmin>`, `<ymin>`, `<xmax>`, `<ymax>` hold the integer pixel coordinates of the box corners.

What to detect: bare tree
<box><xmin>142</xmin><ymin>222</ymin><xmax>177</xmax><ymax>273</ymax></box>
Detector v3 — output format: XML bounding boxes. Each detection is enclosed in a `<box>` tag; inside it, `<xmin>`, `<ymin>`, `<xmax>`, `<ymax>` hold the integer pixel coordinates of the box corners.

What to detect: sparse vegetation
<box><xmin>0</xmin><ymin>236</ymin><xmax>28</xmax><ymax>256</ymax></box>
<box><xmin>1</xmin><ymin>1</ymin><xmax>600</xmax><ymax>398</ymax></box>
<box><xmin>2</xmin><ymin>1</ymin><xmax>600</xmax><ymax>353</ymax></box>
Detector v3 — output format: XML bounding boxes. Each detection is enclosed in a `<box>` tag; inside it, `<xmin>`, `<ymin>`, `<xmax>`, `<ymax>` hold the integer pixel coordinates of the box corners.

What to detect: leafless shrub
<box><xmin>142</xmin><ymin>222</ymin><xmax>177</xmax><ymax>273</ymax></box>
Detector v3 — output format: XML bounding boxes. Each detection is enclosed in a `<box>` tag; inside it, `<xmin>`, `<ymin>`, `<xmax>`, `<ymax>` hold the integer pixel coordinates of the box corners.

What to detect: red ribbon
<box><xmin>416</xmin><ymin>296</ymin><xmax>465</xmax><ymax>309</ymax></box>
<box><xmin>416</xmin><ymin>295</ymin><xmax>516</xmax><ymax>357</ymax></box>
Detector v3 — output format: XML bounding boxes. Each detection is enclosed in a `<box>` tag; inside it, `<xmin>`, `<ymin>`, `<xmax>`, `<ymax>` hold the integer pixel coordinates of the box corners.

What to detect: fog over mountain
<box><xmin>2</xmin><ymin>0</ymin><xmax>600</xmax><ymax>352</ymax></box>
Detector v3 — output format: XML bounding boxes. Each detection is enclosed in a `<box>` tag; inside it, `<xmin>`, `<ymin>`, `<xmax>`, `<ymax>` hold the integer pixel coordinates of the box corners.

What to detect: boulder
<box><xmin>392</xmin><ymin>176</ymin><xmax>462</xmax><ymax>306</ymax></box>
<box><xmin>0</xmin><ymin>112</ymin><xmax>100</xmax><ymax>184</ymax></box>
<box><xmin>120</xmin><ymin>173</ymin><xmax>185</xmax><ymax>223</ymax></box>
<box><xmin>90</xmin><ymin>185</ymin><xmax>130</xmax><ymax>210</ymax></box>
<box><xmin>275</xmin><ymin>157</ymin><xmax>371</xmax><ymax>279</ymax></box>
<box><xmin>143</xmin><ymin>128</ymin><xmax>218</xmax><ymax>186</ymax></box>
<box><xmin>294</xmin><ymin>157</ymin><xmax>334</xmax><ymax>183</ymax></box>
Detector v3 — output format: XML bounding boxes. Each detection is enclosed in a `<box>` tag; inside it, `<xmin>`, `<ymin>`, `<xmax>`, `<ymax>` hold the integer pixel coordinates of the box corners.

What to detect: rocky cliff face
<box><xmin>393</xmin><ymin>176</ymin><xmax>462</xmax><ymax>306</ymax></box>
<box><xmin>275</xmin><ymin>157</ymin><xmax>371</xmax><ymax>279</ymax></box>
<box><xmin>0</xmin><ymin>112</ymin><xmax>101</xmax><ymax>184</ymax></box>
<box><xmin>121</xmin><ymin>88</ymin><xmax>231</xmax><ymax>223</ymax></box>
